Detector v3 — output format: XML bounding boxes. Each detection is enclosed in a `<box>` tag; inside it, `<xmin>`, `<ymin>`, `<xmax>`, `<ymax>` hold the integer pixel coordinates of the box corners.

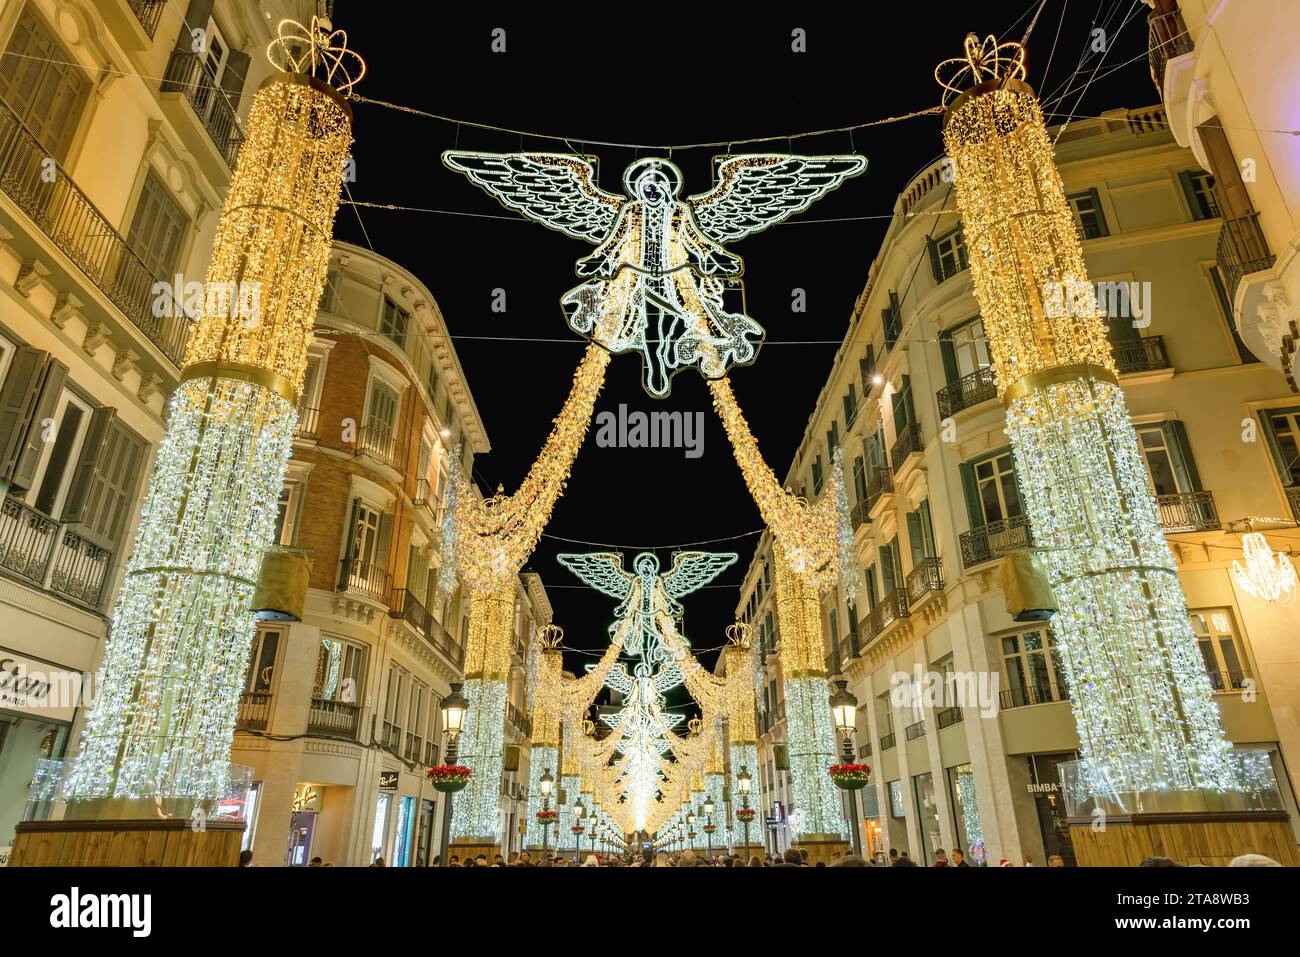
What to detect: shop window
<box><xmin>245</xmin><ymin>629</ymin><xmax>280</xmax><ymax>693</ymax></box>
<box><xmin>947</xmin><ymin>764</ymin><xmax>984</xmax><ymax>858</ymax></box>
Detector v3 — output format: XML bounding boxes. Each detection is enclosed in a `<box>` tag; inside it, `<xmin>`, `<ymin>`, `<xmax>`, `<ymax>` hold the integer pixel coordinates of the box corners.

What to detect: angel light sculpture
<box><xmin>443</xmin><ymin>152</ymin><xmax>866</xmax><ymax>397</ymax></box>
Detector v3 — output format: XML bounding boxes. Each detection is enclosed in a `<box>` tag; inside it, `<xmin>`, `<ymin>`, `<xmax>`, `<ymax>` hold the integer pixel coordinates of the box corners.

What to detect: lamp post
<box><xmin>703</xmin><ymin>797</ymin><xmax>715</xmax><ymax>859</ymax></box>
<box><xmin>540</xmin><ymin>769</ymin><xmax>554</xmax><ymax>859</ymax></box>
<box><xmin>573</xmin><ymin>799</ymin><xmax>586</xmax><ymax>864</ymax></box>
<box><xmin>737</xmin><ymin>766</ymin><xmax>753</xmax><ymax>854</ymax></box>
<box><xmin>589</xmin><ymin>799</ymin><xmax>599</xmax><ymax>859</ymax></box>
<box><xmin>438</xmin><ymin>684</ymin><xmax>469</xmax><ymax>868</ymax></box>
<box><xmin>829</xmin><ymin>680</ymin><xmax>862</xmax><ymax>856</ymax></box>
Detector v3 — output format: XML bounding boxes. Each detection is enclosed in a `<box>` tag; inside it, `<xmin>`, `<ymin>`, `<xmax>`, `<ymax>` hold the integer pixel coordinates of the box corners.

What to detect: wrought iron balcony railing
<box><xmin>1113</xmin><ymin>335</ymin><xmax>1171</xmax><ymax>374</ymax></box>
<box><xmin>0</xmin><ymin>495</ymin><xmax>114</xmax><ymax>612</ymax></box>
<box><xmin>236</xmin><ymin>691</ymin><xmax>272</xmax><ymax>732</ymax></box>
<box><xmin>337</xmin><ymin>556</ymin><xmax>389</xmax><ymax>602</ymax></box>
<box><xmin>959</xmin><ymin>515</ymin><xmax>1033</xmax><ymax>569</ymax></box>
<box><xmin>937</xmin><ymin>366</ymin><xmax>997</xmax><ymax>418</ymax></box>
<box><xmin>879</xmin><ymin>731</ymin><xmax>897</xmax><ymax>751</ymax></box>
<box><xmin>904</xmin><ymin>719</ymin><xmax>926</xmax><ymax>741</ymax></box>
<box><xmin>861</xmin><ymin>586</ymin><xmax>909</xmax><ymax>645</ymax></box>
<box><xmin>999</xmin><ymin>684</ymin><xmax>1069</xmax><ymax>710</ymax></box>
<box><xmin>1287</xmin><ymin>487</ymin><xmax>1300</xmax><ymax>523</ymax></box>
<box><xmin>1155</xmin><ymin>490</ymin><xmax>1220</xmax><ymax>532</ymax></box>
<box><xmin>0</xmin><ymin>99</ymin><xmax>191</xmax><ymax>366</ymax></box>
<box><xmin>1216</xmin><ymin>212</ymin><xmax>1276</xmax><ymax>304</ymax></box>
<box><xmin>866</xmin><ymin>465</ymin><xmax>893</xmax><ymax>511</ymax></box>
<box><xmin>128</xmin><ymin>0</ymin><xmax>167</xmax><ymax>37</ymax></box>
<box><xmin>308</xmin><ymin>698</ymin><xmax>361</xmax><ymax>739</ymax></box>
<box><xmin>161</xmin><ymin>50</ymin><xmax>244</xmax><ymax>168</ymax></box>
<box><xmin>935</xmin><ymin>706</ymin><xmax>963</xmax><ymax>729</ymax></box>
<box><xmin>389</xmin><ymin>588</ymin><xmax>465</xmax><ymax>668</ymax></box>
<box><xmin>891</xmin><ymin>421</ymin><xmax>924</xmax><ymax>468</ymax></box>
<box><xmin>355</xmin><ymin>421</ymin><xmax>400</xmax><ymax>468</ymax></box>
<box><xmin>1147</xmin><ymin>9</ymin><xmax>1193</xmax><ymax>96</ymax></box>
<box><xmin>850</xmin><ymin>497</ymin><xmax>870</xmax><ymax>531</ymax></box>
<box><xmin>905</xmin><ymin>556</ymin><xmax>943</xmax><ymax>605</ymax></box>
<box><xmin>294</xmin><ymin>405</ymin><xmax>319</xmax><ymax>440</ymax></box>
<box><xmin>1207</xmin><ymin>669</ymin><xmax>1252</xmax><ymax>693</ymax></box>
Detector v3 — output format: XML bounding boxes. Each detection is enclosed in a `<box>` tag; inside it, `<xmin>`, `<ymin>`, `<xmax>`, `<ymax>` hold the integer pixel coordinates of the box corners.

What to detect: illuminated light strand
<box><xmin>939</xmin><ymin>34</ymin><xmax>1246</xmax><ymax>795</ymax></box>
<box><xmin>65</xmin><ymin>33</ymin><xmax>356</xmax><ymax>804</ymax></box>
<box><xmin>1232</xmin><ymin>532</ymin><xmax>1298</xmax><ymax>604</ymax></box>
<box><xmin>450</xmin><ymin>678</ymin><xmax>507</xmax><ymax>839</ymax></box>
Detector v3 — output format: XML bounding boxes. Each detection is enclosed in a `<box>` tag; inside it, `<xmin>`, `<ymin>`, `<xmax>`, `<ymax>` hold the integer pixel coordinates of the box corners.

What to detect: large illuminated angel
<box><xmin>442</xmin><ymin>152</ymin><xmax>867</xmax><ymax>397</ymax></box>
<box><xmin>556</xmin><ymin>550</ymin><xmax>737</xmax><ymax>663</ymax></box>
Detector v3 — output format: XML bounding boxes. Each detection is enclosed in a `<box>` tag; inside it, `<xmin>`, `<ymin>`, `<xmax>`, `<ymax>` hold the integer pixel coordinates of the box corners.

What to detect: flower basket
<box><xmin>536</xmin><ymin>809</ymin><xmax>559</xmax><ymax>825</ymax></box>
<box><xmin>571</xmin><ymin>824</ymin><xmax>585</xmax><ymax>835</ymax></box>
<box><xmin>687</xmin><ymin>831</ymin><xmax>696</xmax><ymax>839</ymax></box>
<box><xmin>702</xmin><ymin>824</ymin><xmax>717</xmax><ymax>834</ymax></box>
<box><xmin>828</xmin><ymin>762</ymin><xmax>872</xmax><ymax>790</ymax></box>
<box><xmin>426</xmin><ymin>764</ymin><xmax>471</xmax><ymax>793</ymax></box>
<box><xmin>735</xmin><ymin>807</ymin><xmax>756</xmax><ymax>823</ymax></box>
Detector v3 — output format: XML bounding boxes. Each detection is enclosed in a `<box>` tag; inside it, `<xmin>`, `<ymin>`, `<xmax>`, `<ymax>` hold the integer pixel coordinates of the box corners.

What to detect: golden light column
<box><xmin>721</xmin><ymin>625</ymin><xmax>761</xmax><ymax>846</ymax></box>
<box><xmin>523</xmin><ymin>626</ymin><xmax>562</xmax><ymax>849</ymax></box>
<box><xmin>936</xmin><ymin>35</ymin><xmax>1252</xmax><ymax>799</ymax></box>
<box><xmin>65</xmin><ymin>19</ymin><xmax>360</xmax><ymax>809</ymax></box>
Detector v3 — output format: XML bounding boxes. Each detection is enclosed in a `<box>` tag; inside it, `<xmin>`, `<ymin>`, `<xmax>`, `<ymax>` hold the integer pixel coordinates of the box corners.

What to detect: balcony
<box><xmin>1156</xmin><ymin>490</ymin><xmax>1220</xmax><ymax>532</ymax></box>
<box><xmin>294</xmin><ymin>405</ymin><xmax>319</xmax><ymax>440</ymax></box>
<box><xmin>937</xmin><ymin>367</ymin><xmax>997</xmax><ymax>418</ymax></box>
<box><xmin>825</xmin><ymin>651</ymin><xmax>839</xmax><ymax>675</ymax></box>
<box><xmin>1216</xmin><ymin>213</ymin><xmax>1276</xmax><ymax>305</ymax></box>
<box><xmin>1147</xmin><ymin>9</ymin><xmax>1192</xmax><ymax>97</ymax></box>
<box><xmin>1113</xmin><ymin>335</ymin><xmax>1171</xmax><ymax>375</ymax></box>
<box><xmin>1208</xmin><ymin>669</ymin><xmax>1252</xmax><ymax>693</ymax></box>
<box><xmin>236</xmin><ymin>691</ymin><xmax>271</xmax><ymax>732</ymax></box>
<box><xmin>904</xmin><ymin>719</ymin><xmax>926</xmax><ymax>742</ymax></box>
<box><xmin>905</xmin><ymin>556</ymin><xmax>943</xmax><ymax>606</ymax></box>
<box><xmin>865</xmin><ymin>465</ymin><xmax>893</xmax><ymax>514</ymax></box>
<box><xmin>506</xmin><ymin>702</ymin><xmax>532</xmax><ymax>738</ymax></box>
<box><xmin>0</xmin><ymin>496</ymin><xmax>114</xmax><ymax>613</ymax></box>
<box><xmin>355</xmin><ymin>421</ymin><xmax>400</xmax><ymax>469</ymax></box>
<box><xmin>959</xmin><ymin>515</ymin><xmax>1032</xmax><ymax>569</ymax></box>
<box><xmin>307</xmin><ymin>698</ymin><xmax>361</xmax><ymax>739</ymax></box>
<box><xmin>337</xmin><ymin>556</ymin><xmax>389</xmax><ymax>602</ymax></box>
<box><xmin>1287</xmin><ymin>488</ymin><xmax>1300</xmax><ymax>522</ymax></box>
<box><xmin>0</xmin><ymin>99</ymin><xmax>191</xmax><ymax>367</ymax></box>
<box><xmin>879</xmin><ymin>731</ymin><xmax>896</xmax><ymax>751</ymax></box>
<box><xmin>160</xmin><ymin>51</ymin><xmax>244</xmax><ymax>169</ymax></box>
<box><xmin>891</xmin><ymin>422</ymin><xmax>924</xmax><ymax>470</ymax></box>
<box><xmin>935</xmin><ymin>706</ymin><xmax>963</xmax><ymax>730</ymax></box>
<box><xmin>861</xmin><ymin>586</ymin><xmax>909</xmax><ymax>646</ymax></box>
<box><xmin>389</xmin><ymin>588</ymin><xmax>465</xmax><ymax>668</ymax></box>
<box><xmin>850</xmin><ymin>498</ymin><xmax>871</xmax><ymax>531</ymax></box>
<box><xmin>858</xmin><ymin>741</ymin><xmax>872</xmax><ymax>760</ymax></box>
<box><xmin>128</xmin><ymin>0</ymin><xmax>167</xmax><ymax>37</ymax></box>
<box><xmin>999</xmin><ymin>684</ymin><xmax>1069</xmax><ymax>710</ymax></box>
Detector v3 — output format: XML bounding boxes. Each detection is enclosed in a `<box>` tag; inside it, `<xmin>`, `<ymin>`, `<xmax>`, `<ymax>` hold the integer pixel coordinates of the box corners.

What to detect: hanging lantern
<box><xmin>1232</xmin><ymin>533</ymin><xmax>1298</xmax><ymax>604</ymax></box>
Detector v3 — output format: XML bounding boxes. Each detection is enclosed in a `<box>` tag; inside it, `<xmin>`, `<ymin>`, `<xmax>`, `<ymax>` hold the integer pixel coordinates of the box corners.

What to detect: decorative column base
<box><xmin>7</xmin><ymin>819</ymin><xmax>245</xmax><ymax>867</ymax></box>
<box><xmin>1067</xmin><ymin>811</ymin><xmax>1298</xmax><ymax>866</ymax></box>
<box><xmin>450</xmin><ymin>837</ymin><xmax>501</xmax><ymax>863</ymax></box>
<box><xmin>792</xmin><ymin>834</ymin><xmax>851</xmax><ymax>865</ymax></box>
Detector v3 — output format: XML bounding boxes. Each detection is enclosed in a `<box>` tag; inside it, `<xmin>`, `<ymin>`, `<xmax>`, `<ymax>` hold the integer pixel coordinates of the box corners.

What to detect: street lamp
<box><xmin>437</xmin><ymin>683</ymin><xmax>469</xmax><ymax>868</ymax></box>
<box><xmin>829</xmin><ymin>679</ymin><xmax>862</xmax><ymax>856</ymax></box>
<box><xmin>702</xmin><ymin>799</ymin><xmax>716</xmax><ymax>858</ymax></box>
<box><xmin>540</xmin><ymin>769</ymin><xmax>554</xmax><ymax>859</ymax></box>
<box><xmin>589</xmin><ymin>799</ymin><xmax>599</xmax><ymax>858</ymax></box>
<box><xmin>573</xmin><ymin>799</ymin><xmax>586</xmax><ymax>864</ymax></box>
<box><xmin>737</xmin><ymin>766</ymin><xmax>753</xmax><ymax>855</ymax></box>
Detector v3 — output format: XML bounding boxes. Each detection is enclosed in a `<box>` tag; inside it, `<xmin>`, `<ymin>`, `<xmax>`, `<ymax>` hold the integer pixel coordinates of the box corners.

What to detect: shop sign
<box><xmin>1027</xmin><ymin>782</ymin><xmax>1059</xmax><ymax>794</ymax></box>
<box><xmin>379</xmin><ymin>770</ymin><xmax>400</xmax><ymax>791</ymax></box>
<box><xmin>0</xmin><ymin>651</ymin><xmax>81</xmax><ymax>722</ymax></box>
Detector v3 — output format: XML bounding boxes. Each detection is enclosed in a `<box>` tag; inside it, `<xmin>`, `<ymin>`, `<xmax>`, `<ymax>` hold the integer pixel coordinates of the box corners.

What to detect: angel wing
<box><xmin>602</xmin><ymin>662</ymin><xmax>633</xmax><ymax>697</ymax></box>
<box><xmin>662</xmin><ymin>551</ymin><xmax>739</xmax><ymax>600</ymax></box>
<box><xmin>652</xmin><ymin>660</ymin><xmax>684</xmax><ymax>692</ymax></box>
<box><xmin>442</xmin><ymin>151</ymin><xmax>625</xmax><ymax>242</ymax></box>
<box><xmin>688</xmin><ymin>154</ymin><xmax>867</xmax><ymax>243</ymax></box>
<box><xmin>556</xmin><ymin>552</ymin><xmax>634</xmax><ymax>601</ymax></box>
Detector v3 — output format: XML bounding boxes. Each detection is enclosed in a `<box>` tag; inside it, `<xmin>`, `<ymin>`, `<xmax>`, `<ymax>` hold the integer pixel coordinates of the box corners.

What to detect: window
<box><xmin>1190</xmin><ymin>609</ymin><xmax>1248</xmax><ymax>690</ymax></box>
<box><xmin>875</xmin><ymin>692</ymin><xmax>893</xmax><ymax>740</ymax></box>
<box><xmin>1180</xmin><ymin>170</ymin><xmax>1220</xmax><ymax>220</ymax></box>
<box><xmin>843</xmin><ymin>384</ymin><xmax>858</xmax><ymax>424</ymax></box>
<box><xmin>913</xmin><ymin>772</ymin><xmax>942</xmax><ymax>864</ymax></box>
<box><xmin>380</xmin><ymin>297</ymin><xmax>409</xmax><ymax>349</ymax></box>
<box><xmin>966</xmin><ymin>451</ymin><xmax>1023</xmax><ymax>526</ymax></box>
<box><xmin>272</xmin><ymin>481</ymin><xmax>304</xmax><ymax>546</ymax></box>
<box><xmin>406</xmin><ymin>680</ymin><xmax>428</xmax><ymax>763</ymax></box>
<box><xmin>1067</xmin><ymin>189</ymin><xmax>1109</xmax><ymax>239</ymax></box>
<box><xmin>941</xmin><ymin>317</ymin><xmax>991</xmax><ymax>382</ymax></box>
<box><xmin>1259</xmin><ymin>406</ymin><xmax>1300</xmax><ymax>487</ymax></box>
<box><xmin>881</xmin><ymin>292</ymin><xmax>902</xmax><ymax>346</ymax></box>
<box><xmin>245</xmin><ymin>629</ymin><xmax>281</xmax><ymax>693</ymax></box>
<box><xmin>190</xmin><ymin>16</ymin><xmax>230</xmax><ymax>123</ymax></box>
<box><xmin>1207</xmin><ymin>265</ymin><xmax>1260</xmax><ymax>364</ymax></box>
<box><xmin>314</xmin><ymin>637</ymin><xmax>364</xmax><ymax>703</ymax></box>
<box><xmin>1001</xmin><ymin>628</ymin><xmax>1068</xmax><ymax>705</ymax></box>
<box><xmin>947</xmin><ymin>764</ymin><xmax>982</xmax><ymax>855</ymax></box>
<box><xmin>1136</xmin><ymin>422</ymin><xmax>1200</xmax><ymax>495</ymax></box>
<box><xmin>888</xmin><ymin>780</ymin><xmax>905</xmax><ymax>818</ymax></box>
<box><xmin>383</xmin><ymin>665</ymin><xmax>409</xmax><ymax>751</ymax></box>
<box><xmin>366</xmin><ymin>379</ymin><xmax>399</xmax><ymax>434</ymax></box>
<box><xmin>811</xmin><ymin>455</ymin><xmax>824</xmax><ymax>496</ymax></box>
<box><xmin>69</xmin><ymin>417</ymin><xmax>147</xmax><ymax>548</ymax></box>
<box><xmin>906</xmin><ymin>500</ymin><xmax>937</xmax><ymax>563</ymax></box>
<box><xmin>0</xmin><ymin>5</ymin><xmax>90</xmax><ymax>162</ymax></box>
<box><xmin>28</xmin><ymin>388</ymin><xmax>91</xmax><ymax>517</ymax></box>
<box><xmin>929</xmin><ymin>228</ymin><xmax>968</xmax><ymax>282</ymax></box>
<box><xmin>125</xmin><ymin>170</ymin><xmax>189</xmax><ymax>281</ymax></box>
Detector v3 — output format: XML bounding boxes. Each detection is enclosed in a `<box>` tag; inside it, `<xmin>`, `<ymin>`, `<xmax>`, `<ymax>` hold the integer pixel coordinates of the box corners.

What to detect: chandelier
<box><xmin>1232</xmin><ymin>532</ymin><xmax>1298</xmax><ymax>604</ymax></box>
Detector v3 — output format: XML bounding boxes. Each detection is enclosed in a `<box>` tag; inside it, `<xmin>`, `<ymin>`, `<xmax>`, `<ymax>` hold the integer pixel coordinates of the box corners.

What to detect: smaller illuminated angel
<box><xmin>443</xmin><ymin>152</ymin><xmax>866</xmax><ymax>397</ymax></box>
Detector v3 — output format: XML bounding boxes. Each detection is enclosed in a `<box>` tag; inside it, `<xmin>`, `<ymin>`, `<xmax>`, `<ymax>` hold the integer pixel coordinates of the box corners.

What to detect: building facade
<box><xmin>738</xmin><ymin>104</ymin><xmax>1300</xmax><ymax>866</ymax></box>
<box><xmin>0</xmin><ymin>0</ymin><xmax>312</xmax><ymax>855</ymax></box>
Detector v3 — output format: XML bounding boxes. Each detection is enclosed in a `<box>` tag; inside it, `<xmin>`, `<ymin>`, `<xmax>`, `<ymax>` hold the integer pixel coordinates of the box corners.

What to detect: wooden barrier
<box><xmin>8</xmin><ymin>819</ymin><xmax>245</xmax><ymax>867</ymax></box>
<box><xmin>1068</xmin><ymin>811</ymin><xmax>1299</xmax><ymax>866</ymax></box>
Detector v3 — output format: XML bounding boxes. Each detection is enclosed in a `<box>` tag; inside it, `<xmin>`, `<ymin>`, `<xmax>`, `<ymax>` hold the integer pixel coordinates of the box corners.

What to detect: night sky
<box><xmin>330</xmin><ymin>3</ymin><xmax>1154</xmax><ymax>683</ymax></box>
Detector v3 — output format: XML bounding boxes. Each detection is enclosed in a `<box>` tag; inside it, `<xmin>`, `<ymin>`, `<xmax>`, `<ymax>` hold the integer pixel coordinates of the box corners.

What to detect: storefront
<box><xmin>0</xmin><ymin>649</ymin><xmax>80</xmax><ymax>851</ymax></box>
<box><xmin>1026</xmin><ymin>751</ymin><xmax>1078</xmax><ymax>866</ymax></box>
<box><xmin>946</xmin><ymin>763</ymin><xmax>985</xmax><ymax>862</ymax></box>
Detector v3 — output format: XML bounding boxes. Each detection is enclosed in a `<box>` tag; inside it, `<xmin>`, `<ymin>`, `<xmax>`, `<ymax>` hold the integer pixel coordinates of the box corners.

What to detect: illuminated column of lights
<box><xmin>773</xmin><ymin>550</ymin><xmax>846</xmax><ymax>838</ymax></box>
<box><xmin>722</xmin><ymin>640</ymin><xmax>760</xmax><ymax>840</ymax></box>
<box><xmin>937</xmin><ymin>35</ymin><xmax>1240</xmax><ymax>794</ymax></box>
<box><xmin>560</xmin><ymin>721</ymin><xmax>582</xmax><ymax>855</ymax></box>
<box><xmin>524</xmin><ymin>644</ymin><xmax>562</xmax><ymax>848</ymax></box>
<box><xmin>65</xmin><ymin>20</ymin><xmax>359</xmax><ymax>805</ymax></box>
<box><xmin>451</xmin><ymin>582</ymin><xmax>514</xmax><ymax>839</ymax></box>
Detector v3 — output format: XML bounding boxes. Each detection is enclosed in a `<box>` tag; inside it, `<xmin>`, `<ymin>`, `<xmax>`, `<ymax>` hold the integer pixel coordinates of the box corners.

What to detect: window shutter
<box><xmin>901</xmin><ymin>374</ymin><xmax>917</xmax><ymax>427</ymax></box>
<box><xmin>919</xmin><ymin>499</ymin><xmax>936</xmax><ymax>557</ymax></box>
<box><xmin>1087</xmin><ymin>188</ymin><xmax>1109</xmax><ymax>237</ymax></box>
<box><xmin>938</xmin><ymin>330</ymin><xmax>958</xmax><ymax>385</ymax></box>
<box><xmin>376</xmin><ymin>512</ymin><xmax>394</xmax><ymax>569</ymax></box>
<box><xmin>0</xmin><ymin>7</ymin><xmax>90</xmax><ymax>163</ymax></box>
<box><xmin>959</xmin><ymin>461</ymin><xmax>983</xmax><ymax>528</ymax></box>
<box><xmin>1196</xmin><ymin>118</ymin><xmax>1254</xmax><ymax>221</ymax></box>
<box><xmin>1177</xmin><ymin>170</ymin><xmax>1203</xmax><ymax>220</ymax></box>
<box><xmin>906</xmin><ymin>511</ymin><xmax>924</xmax><ymax>568</ymax></box>
<box><xmin>1258</xmin><ymin>412</ymin><xmax>1293</xmax><ymax>486</ymax></box>
<box><xmin>59</xmin><ymin>405</ymin><xmax>116</xmax><ymax>526</ymax></box>
<box><xmin>175</xmin><ymin>1</ymin><xmax>216</xmax><ymax>52</ymax></box>
<box><xmin>880</xmin><ymin>540</ymin><xmax>897</xmax><ymax>595</ymax></box>
<box><xmin>864</xmin><ymin>565</ymin><xmax>878</xmax><ymax>609</ymax></box>
<box><xmin>126</xmin><ymin>171</ymin><xmax>189</xmax><ymax>280</ymax></box>
<box><xmin>1163</xmin><ymin>421</ymin><xmax>1202</xmax><ymax>492</ymax></box>
<box><xmin>219</xmin><ymin>49</ymin><xmax>250</xmax><ymax>113</ymax></box>
<box><xmin>344</xmin><ymin>496</ymin><xmax>361</xmax><ymax>559</ymax></box>
<box><xmin>0</xmin><ymin>347</ymin><xmax>68</xmax><ymax>493</ymax></box>
<box><xmin>927</xmin><ymin>238</ymin><xmax>943</xmax><ymax>283</ymax></box>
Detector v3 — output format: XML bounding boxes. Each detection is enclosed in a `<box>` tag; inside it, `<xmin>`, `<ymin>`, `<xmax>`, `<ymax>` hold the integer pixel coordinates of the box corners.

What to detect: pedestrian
<box><xmin>798</xmin><ymin>848</ymin><xmax>809</xmax><ymax>866</ymax></box>
<box><xmin>370</xmin><ymin>856</ymin><xmax>386</xmax><ymax>867</ymax></box>
<box><xmin>1022</xmin><ymin>852</ymin><xmax>1034</xmax><ymax>866</ymax></box>
<box><xmin>933</xmin><ymin>849</ymin><xmax>949</xmax><ymax>867</ymax></box>
<box><xmin>830</xmin><ymin>854</ymin><xmax>868</xmax><ymax>867</ymax></box>
<box><xmin>238</xmin><ymin>850</ymin><xmax>254</xmax><ymax>867</ymax></box>
<box><xmin>517</xmin><ymin>851</ymin><xmax>532</xmax><ymax>866</ymax></box>
<box><xmin>1047</xmin><ymin>854</ymin><xmax>1065</xmax><ymax>867</ymax></box>
<box><xmin>449</xmin><ymin>855</ymin><xmax>459</xmax><ymax>866</ymax></box>
<box><xmin>887</xmin><ymin>848</ymin><xmax>900</xmax><ymax>866</ymax></box>
<box><xmin>474</xmin><ymin>854</ymin><xmax>488</xmax><ymax>866</ymax></box>
<box><xmin>1139</xmin><ymin>856</ymin><xmax>1179</xmax><ymax>867</ymax></box>
<box><xmin>309</xmin><ymin>857</ymin><xmax>323</xmax><ymax>867</ymax></box>
<box><xmin>894</xmin><ymin>851</ymin><xmax>917</xmax><ymax>867</ymax></box>
<box><xmin>951</xmin><ymin>849</ymin><xmax>970</xmax><ymax>867</ymax></box>
<box><xmin>584</xmin><ymin>854</ymin><xmax>600</xmax><ymax>867</ymax></box>
<box><xmin>1229</xmin><ymin>854</ymin><xmax>1281</xmax><ymax>866</ymax></box>
<box><xmin>773</xmin><ymin>848</ymin><xmax>802</xmax><ymax>868</ymax></box>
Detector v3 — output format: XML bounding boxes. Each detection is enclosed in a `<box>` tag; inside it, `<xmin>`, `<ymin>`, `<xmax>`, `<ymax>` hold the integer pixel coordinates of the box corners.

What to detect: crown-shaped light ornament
<box><xmin>725</xmin><ymin>621</ymin><xmax>752</xmax><ymax>648</ymax></box>
<box><xmin>267</xmin><ymin>16</ymin><xmax>366</xmax><ymax>94</ymax></box>
<box><xmin>538</xmin><ymin>622</ymin><xmax>565</xmax><ymax>649</ymax></box>
<box><xmin>935</xmin><ymin>32</ymin><xmax>1028</xmax><ymax>105</ymax></box>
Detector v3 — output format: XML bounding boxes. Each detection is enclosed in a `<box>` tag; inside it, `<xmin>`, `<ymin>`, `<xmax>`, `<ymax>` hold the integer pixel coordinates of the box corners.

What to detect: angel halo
<box><xmin>443</xmin><ymin>151</ymin><xmax>866</xmax><ymax>397</ymax></box>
